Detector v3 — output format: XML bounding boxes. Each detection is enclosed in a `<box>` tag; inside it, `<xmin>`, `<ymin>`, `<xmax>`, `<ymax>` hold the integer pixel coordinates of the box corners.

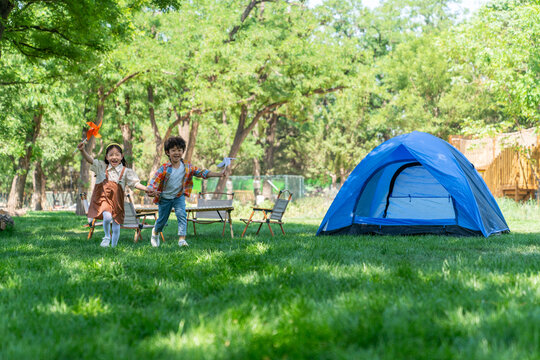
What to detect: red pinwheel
<box><xmin>73</xmin><ymin>120</ymin><xmax>102</xmax><ymax>154</ymax></box>
<box><xmin>85</xmin><ymin>120</ymin><xmax>102</xmax><ymax>141</ymax></box>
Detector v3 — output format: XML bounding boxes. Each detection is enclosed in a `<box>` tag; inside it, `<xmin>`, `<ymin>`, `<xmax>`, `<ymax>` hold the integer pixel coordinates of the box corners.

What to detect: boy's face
<box><xmin>166</xmin><ymin>146</ymin><xmax>184</xmax><ymax>163</ymax></box>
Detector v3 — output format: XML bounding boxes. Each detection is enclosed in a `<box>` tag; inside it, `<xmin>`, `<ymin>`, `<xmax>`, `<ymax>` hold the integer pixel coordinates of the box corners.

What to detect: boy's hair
<box><xmin>164</xmin><ymin>136</ymin><xmax>186</xmax><ymax>152</ymax></box>
<box><xmin>104</xmin><ymin>144</ymin><xmax>127</xmax><ymax>167</ymax></box>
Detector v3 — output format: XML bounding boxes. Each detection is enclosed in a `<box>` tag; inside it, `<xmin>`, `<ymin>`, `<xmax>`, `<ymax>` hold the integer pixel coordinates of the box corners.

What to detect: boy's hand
<box><xmin>145</xmin><ymin>187</ymin><xmax>160</xmax><ymax>197</ymax></box>
<box><xmin>77</xmin><ymin>142</ymin><xmax>85</xmax><ymax>151</ymax></box>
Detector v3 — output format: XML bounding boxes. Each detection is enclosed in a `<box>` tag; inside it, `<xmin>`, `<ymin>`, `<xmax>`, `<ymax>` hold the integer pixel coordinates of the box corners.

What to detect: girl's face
<box><xmin>106</xmin><ymin>147</ymin><xmax>123</xmax><ymax>167</ymax></box>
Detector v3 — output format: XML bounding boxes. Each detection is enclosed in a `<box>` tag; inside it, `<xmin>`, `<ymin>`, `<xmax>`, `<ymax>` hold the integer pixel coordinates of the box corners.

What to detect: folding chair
<box><xmin>80</xmin><ymin>193</ymin><xmax>163</xmax><ymax>243</ymax></box>
<box><xmin>240</xmin><ymin>190</ymin><xmax>292</xmax><ymax>237</ymax></box>
<box><xmin>122</xmin><ymin>194</ymin><xmax>163</xmax><ymax>243</ymax></box>
<box><xmin>188</xmin><ymin>192</ymin><xmax>234</xmax><ymax>236</ymax></box>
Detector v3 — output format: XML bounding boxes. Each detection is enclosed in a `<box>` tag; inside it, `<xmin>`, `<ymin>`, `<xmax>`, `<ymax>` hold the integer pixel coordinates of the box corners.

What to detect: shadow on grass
<box><xmin>1</xmin><ymin>212</ymin><xmax>539</xmax><ymax>359</ymax></box>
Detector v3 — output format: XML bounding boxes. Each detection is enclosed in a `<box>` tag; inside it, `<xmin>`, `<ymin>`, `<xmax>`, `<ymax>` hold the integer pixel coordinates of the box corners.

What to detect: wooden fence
<box><xmin>449</xmin><ymin>128</ymin><xmax>540</xmax><ymax>171</ymax></box>
<box><xmin>482</xmin><ymin>146</ymin><xmax>540</xmax><ymax>201</ymax></box>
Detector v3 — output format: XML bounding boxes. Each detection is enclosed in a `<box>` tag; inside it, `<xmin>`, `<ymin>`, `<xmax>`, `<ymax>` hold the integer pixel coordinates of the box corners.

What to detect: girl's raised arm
<box><xmin>77</xmin><ymin>141</ymin><xmax>94</xmax><ymax>164</ymax></box>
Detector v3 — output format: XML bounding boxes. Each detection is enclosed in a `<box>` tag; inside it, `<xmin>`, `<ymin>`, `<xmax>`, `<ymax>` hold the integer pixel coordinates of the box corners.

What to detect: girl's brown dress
<box><xmin>87</xmin><ymin>167</ymin><xmax>126</xmax><ymax>224</ymax></box>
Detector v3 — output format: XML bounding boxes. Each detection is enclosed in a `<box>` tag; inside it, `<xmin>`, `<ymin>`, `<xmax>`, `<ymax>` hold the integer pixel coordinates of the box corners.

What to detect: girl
<box><xmin>77</xmin><ymin>141</ymin><xmax>149</xmax><ymax>247</ymax></box>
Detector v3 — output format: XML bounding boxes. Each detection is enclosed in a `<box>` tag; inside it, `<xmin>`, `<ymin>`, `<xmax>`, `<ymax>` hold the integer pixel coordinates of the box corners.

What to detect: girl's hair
<box><xmin>104</xmin><ymin>144</ymin><xmax>127</xmax><ymax>166</ymax></box>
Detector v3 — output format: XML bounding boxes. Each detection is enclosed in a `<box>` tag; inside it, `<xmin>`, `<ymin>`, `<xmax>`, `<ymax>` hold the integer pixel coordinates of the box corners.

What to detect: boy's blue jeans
<box><xmin>154</xmin><ymin>195</ymin><xmax>187</xmax><ymax>236</ymax></box>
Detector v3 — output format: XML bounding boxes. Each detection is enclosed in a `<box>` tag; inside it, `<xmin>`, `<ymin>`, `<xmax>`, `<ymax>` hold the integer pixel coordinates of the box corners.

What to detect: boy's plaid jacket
<box><xmin>148</xmin><ymin>160</ymin><xmax>210</xmax><ymax>203</ymax></box>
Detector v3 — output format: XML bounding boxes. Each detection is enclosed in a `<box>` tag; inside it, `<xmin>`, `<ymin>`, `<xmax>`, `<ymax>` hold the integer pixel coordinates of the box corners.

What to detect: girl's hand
<box><xmin>146</xmin><ymin>187</ymin><xmax>160</xmax><ymax>197</ymax></box>
<box><xmin>77</xmin><ymin>142</ymin><xmax>85</xmax><ymax>151</ymax></box>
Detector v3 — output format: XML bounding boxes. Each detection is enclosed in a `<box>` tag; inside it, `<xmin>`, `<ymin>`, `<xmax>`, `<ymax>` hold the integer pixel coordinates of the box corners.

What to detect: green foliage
<box><xmin>1</xmin><ymin>0</ymin><xmax>539</xmax><ymax>194</ymax></box>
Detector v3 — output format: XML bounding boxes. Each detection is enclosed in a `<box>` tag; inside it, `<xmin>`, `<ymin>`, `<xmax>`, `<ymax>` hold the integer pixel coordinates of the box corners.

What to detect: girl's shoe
<box><xmin>100</xmin><ymin>237</ymin><xmax>111</xmax><ymax>247</ymax></box>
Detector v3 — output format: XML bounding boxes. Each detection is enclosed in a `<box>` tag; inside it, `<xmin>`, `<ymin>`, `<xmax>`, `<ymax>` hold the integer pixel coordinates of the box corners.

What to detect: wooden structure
<box><xmin>482</xmin><ymin>147</ymin><xmax>540</xmax><ymax>201</ymax></box>
<box><xmin>449</xmin><ymin>128</ymin><xmax>540</xmax><ymax>202</ymax></box>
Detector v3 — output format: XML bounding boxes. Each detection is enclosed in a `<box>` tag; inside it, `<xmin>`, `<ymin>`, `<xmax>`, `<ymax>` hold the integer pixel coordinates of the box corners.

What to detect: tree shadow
<box><xmin>1</xmin><ymin>212</ymin><xmax>539</xmax><ymax>358</ymax></box>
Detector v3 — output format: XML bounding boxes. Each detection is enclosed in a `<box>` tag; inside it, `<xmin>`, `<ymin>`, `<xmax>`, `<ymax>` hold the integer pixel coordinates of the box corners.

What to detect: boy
<box><xmin>147</xmin><ymin>136</ymin><xmax>225</xmax><ymax>247</ymax></box>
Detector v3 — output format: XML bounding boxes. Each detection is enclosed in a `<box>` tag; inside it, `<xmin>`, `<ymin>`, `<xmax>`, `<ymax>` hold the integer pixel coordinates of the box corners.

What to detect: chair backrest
<box><xmin>269</xmin><ymin>190</ymin><xmax>292</xmax><ymax>221</ymax></box>
<box><xmin>122</xmin><ymin>194</ymin><xmax>139</xmax><ymax>227</ymax></box>
<box><xmin>196</xmin><ymin>198</ymin><xmax>233</xmax><ymax>220</ymax></box>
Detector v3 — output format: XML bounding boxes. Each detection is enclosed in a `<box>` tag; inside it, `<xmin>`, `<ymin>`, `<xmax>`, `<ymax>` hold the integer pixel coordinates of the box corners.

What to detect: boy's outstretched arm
<box><xmin>77</xmin><ymin>141</ymin><xmax>94</xmax><ymax>164</ymax></box>
<box><xmin>207</xmin><ymin>169</ymin><xmax>226</xmax><ymax>178</ymax></box>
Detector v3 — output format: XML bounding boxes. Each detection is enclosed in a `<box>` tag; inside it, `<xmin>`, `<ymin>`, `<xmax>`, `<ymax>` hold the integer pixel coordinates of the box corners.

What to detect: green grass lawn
<box><xmin>0</xmin><ymin>198</ymin><xmax>539</xmax><ymax>359</ymax></box>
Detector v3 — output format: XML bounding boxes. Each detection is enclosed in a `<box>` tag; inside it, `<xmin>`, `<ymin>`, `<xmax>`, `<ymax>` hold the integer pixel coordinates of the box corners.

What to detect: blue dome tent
<box><xmin>317</xmin><ymin>131</ymin><xmax>509</xmax><ymax>237</ymax></box>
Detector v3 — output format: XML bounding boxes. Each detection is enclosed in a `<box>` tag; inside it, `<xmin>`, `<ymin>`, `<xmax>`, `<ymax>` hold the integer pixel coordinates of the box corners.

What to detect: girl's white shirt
<box><xmin>90</xmin><ymin>159</ymin><xmax>141</xmax><ymax>190</ymax></box>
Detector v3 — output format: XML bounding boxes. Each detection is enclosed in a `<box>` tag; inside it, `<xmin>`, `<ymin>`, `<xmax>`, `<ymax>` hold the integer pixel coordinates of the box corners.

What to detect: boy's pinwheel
<box><xmin>217</xmin><ymin>157</ymin><xmax>236</xmax><ymax>170</ymax></box>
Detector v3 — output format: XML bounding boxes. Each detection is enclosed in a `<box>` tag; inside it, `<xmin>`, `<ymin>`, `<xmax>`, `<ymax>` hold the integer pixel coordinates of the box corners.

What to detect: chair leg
<box><xmin>160</xmin><ymin>232</ymin><xmax>165</xmax><ymax>242</ymax></box>
<box><xmin>222</xmin><ymin>221</ymin><xmax>226</xmax><ymax>236</ymax></box>
<box><xmin>229</xmin><ymin>215</ymin><xmax>234</xmax><ymax>238</ymax></box>
<box><xmin>88</xmin><ymin>219</ymin><xmax>96</xmax><ymax>240</ymax></box>
<box><xmin>134</xmin><ymin>229</ymin><xmax>140</xmax><ymax>243</ymax></box>
<box><xmin>256</xmin><ymin>222</ymin><xmax>264</xmax><ymax>235</ymax></box>
<box><xmin>267</xmin><ymin>222</ymin><xmax>274</xmax><ymax>236</ymax></box>
<box><xmin>241</xmin><ymin>211</ymin><xmax>256</xmax><ymax>237</ymax></box>
<box><xmin>241</xmin><ymin>221</ymin><xmax>251</xmax><ymax>237</ymax></box>
<box><xmin>279</xmin><ymin>223</ymin><xmax>285</xmax><ymax>235</ymax></box>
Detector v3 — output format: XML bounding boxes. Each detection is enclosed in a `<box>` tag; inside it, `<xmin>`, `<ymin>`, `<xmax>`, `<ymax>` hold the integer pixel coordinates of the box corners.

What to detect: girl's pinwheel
<box><xmin>73</xmin><ymin>120</ymin><xmax>102</xmax><ymax>154</ymax></box>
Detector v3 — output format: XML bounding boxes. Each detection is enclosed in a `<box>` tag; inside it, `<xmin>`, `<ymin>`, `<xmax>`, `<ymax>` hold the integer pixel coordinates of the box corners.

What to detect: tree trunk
<box><xmin>120</xmin><ymin>123</ymin><xmax>134</xmax><ymax>167</ymax></box>
<box><xmin>147</xmin><ymin>84</ymin><xmax>164</xmax><ymax>179</ymax></box>
<box><xmin>7</xmin><ymin>109</ymin><xmax>42</xmax><ymax>212</ymax></box>
<box><xmin>177</xmin><ymin>109</ymin><xmax>190</xmax><ymax>143</ymax></box>
<box><xmin>76</xmin><ymin>135</ymin><xmax>96</xmax><ymax>215</ymax></box>
<box><xmin>120</xmin><ymin>93</ymin><xmax>134</xmax><ymax>167</ymax></box>
<box><xmin>339</xmin><ymin>167</ymin><xmax>348</xmax><ymax>189</ymax></box>
<box><xmin>31</xmin><ymin>160</ymin><xmax>47</xmax><ymax>210</ymax></box>
<box><xmin>263</xmin><ymin>112</ymin><xmax>279</xmax><ymax>174</ymax></box>
<box><xmin>0</xmin><ymin>1</ymin><xmax>14</xmax><ymax>56</ymax></box>
<box><xmin>184</xmin><ymin>118</ymin><xmax>199</xmax><ymax>163</ymax></box>
<box><xmin>214</xmin><ymin>104</ymin><xmax>277</xmax><ymax>195</ymax></box>
<box><xmin>330</xmin><ymin>173</ymin><xmax>337</xmax><ymax>191</ymax></box>
<box><xmin>76</xmin><ymin>89</ymin><xmax>103</xmax><ymax>215</ymax></box>
<box><xmin>253</xmin><ymin>157</ymin><xmax>261</xmax><ymax>199</ymax></box>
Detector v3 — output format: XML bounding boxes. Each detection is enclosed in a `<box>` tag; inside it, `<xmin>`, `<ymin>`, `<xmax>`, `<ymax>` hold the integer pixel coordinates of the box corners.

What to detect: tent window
<box><xmin>383</xmin><ymin>164</ymin><xmax>456</xmax><ymax>220</ymax></box>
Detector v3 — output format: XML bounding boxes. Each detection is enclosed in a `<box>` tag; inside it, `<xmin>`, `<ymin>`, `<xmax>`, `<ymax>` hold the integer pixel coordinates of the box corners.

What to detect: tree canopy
<box><xmin>0</xmin><ymin>0</ymin><xmax>538</xmax><ymax>209</ymax></box>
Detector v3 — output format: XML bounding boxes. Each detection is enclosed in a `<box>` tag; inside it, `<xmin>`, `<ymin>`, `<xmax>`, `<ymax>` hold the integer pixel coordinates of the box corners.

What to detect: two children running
<box><xmin>78</xmin><ymin>136</ymin><xmax>224</xmax><ymax>248</ymax></box>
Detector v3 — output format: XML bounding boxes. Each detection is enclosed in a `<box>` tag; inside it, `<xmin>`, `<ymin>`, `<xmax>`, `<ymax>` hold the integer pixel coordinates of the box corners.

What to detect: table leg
<box><xmin>228</xmin><ymin>210</ymin><xmax>234</xmax><ymax>238</ymax></box>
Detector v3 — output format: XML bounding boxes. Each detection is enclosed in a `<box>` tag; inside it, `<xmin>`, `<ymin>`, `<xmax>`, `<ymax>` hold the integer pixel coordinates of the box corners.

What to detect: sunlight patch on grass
<box><xmin>245</xmin><ymin>242</ymin><xmax>270</xmax><ymax>255</ymax></box>
<box><xmin>445</xmin><ymin>307</ymin><xmax>482</xmax><ymax>331</ymax></box>
<box><xmin>35</xmin><ymin>296</ymin><xmax>110</xmax><ymax>318</ymax></box>
<box><xmin>237</xmin><ymin>271</ymin><xmax>261</xmax><ymax>286</ymax></box>
<box><xmin>0</xmin><ymin>274</ymin><xmax>22</xmax><ymax>290</ymax></box>
<box><xmin>193</xmin><ymin>250</ymin><xmax>225</xmax><ymax>266</ymax></box>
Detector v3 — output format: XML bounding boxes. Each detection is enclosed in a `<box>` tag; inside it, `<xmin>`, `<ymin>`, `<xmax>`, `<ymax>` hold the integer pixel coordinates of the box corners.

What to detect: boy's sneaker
<box><xmin>178</xmin><ymin>239</ymin><xmax>189</xmax><ymax>247</ymax></box>
<box><xmin>100</xmin><ymin>237</ymin><xmax>111</xmax><ymax>247</ymax></box>
<box><xmin>151</xmin><ymin>231</ymin><xmax>160</xmax><ymax>247</ymax></box>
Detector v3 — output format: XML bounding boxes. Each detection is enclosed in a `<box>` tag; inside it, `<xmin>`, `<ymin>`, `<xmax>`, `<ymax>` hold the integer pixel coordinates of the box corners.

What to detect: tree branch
<box><xmin>101</xmin><ymin>71</ymin><xmax>146</xmax><ymax>101</ymax></box>
<box><xmin>226</xmin><ymin>0</ymin><xmax>275</xmax><ymax>43</ymax></box>
<box><xmin>11</xmin><ymin>25</ymin><xmax>83</xmax><ymax>44</ymax></box>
